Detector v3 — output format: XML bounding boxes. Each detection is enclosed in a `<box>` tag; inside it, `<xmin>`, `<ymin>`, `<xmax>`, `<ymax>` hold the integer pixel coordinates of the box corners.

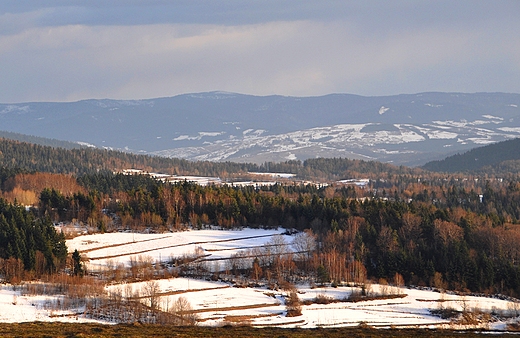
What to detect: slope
<box><xmin>422</xmin><ymin>138</ymin><xmax>520</xmax><ymax>172</ymax></box>
<box><xmin>0</xmin><ymin>130</ymin><xmax>88</xmax><ymax>150</ymax></box>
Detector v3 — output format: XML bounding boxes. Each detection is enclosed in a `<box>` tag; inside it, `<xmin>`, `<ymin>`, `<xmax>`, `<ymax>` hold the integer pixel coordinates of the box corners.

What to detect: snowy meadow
<box><xmin>0</xmin><ymin>227</ymin><xmax>519</xmax><ymax>332</ymax></box>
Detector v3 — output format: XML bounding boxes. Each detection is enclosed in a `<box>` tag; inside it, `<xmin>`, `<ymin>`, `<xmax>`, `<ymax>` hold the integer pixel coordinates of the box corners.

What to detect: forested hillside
<box><xmin>1</xmin><ymin>165</ymin><xmax>519</xmax><ymax>296</ymax></box>
<box><xmin>0</xmin><ymin>199</ymin><xmax>67</xmax><ymax>282</ymax></box>
<box><xmin>0</xmin><ymin>131</ymin><xmax>85</xmax><ymax>150</ymax></box>
<box><xmin>0</xmin><ymin>137</ymin><xmax>419</xmax><ymax>179</ymax></box>
<box><xmin>0</xmin><ymin>137</ymin><xmax>254</xmax><ymax>176</ymax></box>
<box><xmin>423</xmin><ymin>138</ymin><xmax>520</xmax><ymax>173</ymax></box>
<box><xmin>2</xmin><ymin>137</ymin><xmax>520</xmax><ymax>298</ymax></box>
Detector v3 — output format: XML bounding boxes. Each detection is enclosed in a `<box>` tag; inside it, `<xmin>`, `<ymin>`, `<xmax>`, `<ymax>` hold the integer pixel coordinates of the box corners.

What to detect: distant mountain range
<box><xmin>1</xmin><ymin>91</ymin><xmax>519</xmax><ymax>166</ymax></box>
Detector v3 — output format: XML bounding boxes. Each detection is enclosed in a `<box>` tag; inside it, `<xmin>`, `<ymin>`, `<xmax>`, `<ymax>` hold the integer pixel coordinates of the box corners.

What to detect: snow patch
<box><xmin>76</xmin><ymin>141</ymin><xmax>97</xmax><ymax>148</ymax></box>
<box><xmin>199</xmin><ymin>132</ymin><xmax>224</xmax><ymax>137</ymax></box>
<box><xmin>498</xmin><ymin>127</ymin><xmax>520</xmax><ymax>133</ymax></box>
<box><xmin>173</xmin><ymin>132</ymin><xmax>225</xmax><ymax>141</ymax></box>
<box><xmin>0</xmin><ymin>105</ymin><xmax>30</xmax><ymax>114</ymax></box>
<box><xmin>378</xmin><ymin>106</ymin><xmax>389</xmax><ymax>115</ymax></box>
<box><xmin>0</xmin><ymin>229</ymin><xmax>516</xmax><ymax>328</ymax></box>
<box><xmin>482</xmin><ymin>115</ymin><xmax>504</xmax><ymax>120</ymax></box>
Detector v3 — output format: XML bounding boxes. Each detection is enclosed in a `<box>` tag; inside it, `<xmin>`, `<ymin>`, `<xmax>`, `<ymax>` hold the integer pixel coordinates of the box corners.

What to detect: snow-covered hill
<box><xmin>1</xmin><ymin>92</ymin><xmax>519</xmax><ymax>165</ymax></box>
<box><xmin>151</xmin><ymin>118</ymin><xmax>520</xmax><ymax>165</ymax></box>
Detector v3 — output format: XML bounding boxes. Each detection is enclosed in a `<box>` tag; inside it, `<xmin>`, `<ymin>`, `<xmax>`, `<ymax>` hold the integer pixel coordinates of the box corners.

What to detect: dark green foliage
<box><xmin>423</xmin><ymin>137</ymin><xmax>520</xmax><ymax>173</ymax></box>
<box><xmin>0</xmin><ymin>131</ymin><xmax>85</xmax><ymax>150</ymax></box>
<box><xmin>0</xmin><ymin>167</ymin><xmax>25</xmax><ymax>189</ymax></box>
<box><xmin>0</xmin><ymin>137</ymin><xmax>423</xmax><ymax>180</ymax></box>
<box><xmin>317</xmin><ymin>264</ymin><xmax>329</xmax><ymax>285</ymax></box>
<box><xmin>72</xmin><ymin>249</ymin><xmax>84</xmax><ymax>277</ymax></box>
<box><xmin>0</xmin><ymin>138</ymin><xmax>257</xmax><ymax>176</ymax></box>
<box><xmin>77</xmin><ymin>171</ymin><xmax>165</xmax><ymax>194</ymax></box>
<box><xmin>0</xmin><ymin>199</ymin><xmax>67</xmax><ymax>275</ymax></box>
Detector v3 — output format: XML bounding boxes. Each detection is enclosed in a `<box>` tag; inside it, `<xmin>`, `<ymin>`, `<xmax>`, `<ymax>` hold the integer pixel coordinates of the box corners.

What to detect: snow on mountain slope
<box><xmin>1</xmin><ymin>92</ymin><xmax>519</xmax><ymax>166</ymax></box>
<box><xmin>151</xmin><ymin>119</ymin><xmax>520</xmax><ymax>165</ymax></box>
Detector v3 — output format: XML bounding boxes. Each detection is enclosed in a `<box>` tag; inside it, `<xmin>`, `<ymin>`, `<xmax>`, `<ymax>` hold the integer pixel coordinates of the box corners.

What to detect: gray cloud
<box><xmin>1</xmin><ymin>1</ymin><xmax>519</xmax><ymax>102</ymax></box>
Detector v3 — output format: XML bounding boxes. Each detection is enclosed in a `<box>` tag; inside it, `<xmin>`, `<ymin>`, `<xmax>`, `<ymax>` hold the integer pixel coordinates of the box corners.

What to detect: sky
<box><xmin>1</xmin><ymin>1</ymin><xmax>519</xmax><ymax>103</ymax></box>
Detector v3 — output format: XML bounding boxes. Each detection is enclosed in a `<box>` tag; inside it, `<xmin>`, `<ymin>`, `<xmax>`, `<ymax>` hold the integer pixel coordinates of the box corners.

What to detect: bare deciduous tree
<box><xmin>143</xmin><ymin>280</ymin><xmax>161</xmax><ymax>310</ymax></box>
<box><xmin>291</xmin><ymin>229</ymin><xmax>316</xmax><ymax>272</ymax></box>
<box><xmin>171</xmin><ymin>296</ymin><xmax>197</xmax><ymax>325</ymax></box>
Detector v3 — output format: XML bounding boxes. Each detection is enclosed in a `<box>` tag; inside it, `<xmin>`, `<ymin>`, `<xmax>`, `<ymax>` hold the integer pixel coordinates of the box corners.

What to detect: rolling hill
<box><xmin>422</xmin><ymin>138</ymin><xmax>520</xmax><ymax>173</ymax></box>
<box><xmin>1</xmin><ymin>92</ymin><xmax>520</xmax><ymax>166</ymax></box>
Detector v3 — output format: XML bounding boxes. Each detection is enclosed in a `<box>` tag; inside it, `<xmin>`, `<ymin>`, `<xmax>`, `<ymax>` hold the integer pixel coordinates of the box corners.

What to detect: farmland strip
<box><xmin>185</xmin><ymin>302</ymin><xmax>280</xmax><ymax>314</ymax></box>
<box><xmin>130</xmin><ymin>285</ymin><xmax>230</xmax><ymax>300</ymax></box>
<box><xmin>78</xmin><ymin>235</ymin><xmax>171</xmax><ymax>253</ymax></box>
<box><xmin>254</xmin><ymin>319</ymin><xmax>306</xmax><ymax>327</ymax></box>
<box><xmin>87</xmin><ymin>233</ymin><xmax>280</xmax><ymax>261</ymax></box>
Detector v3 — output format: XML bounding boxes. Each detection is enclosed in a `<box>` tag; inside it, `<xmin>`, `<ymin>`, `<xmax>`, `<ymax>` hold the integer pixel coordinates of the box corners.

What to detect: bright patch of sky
<box><xmin>1</xmin><ymin>1</ymin><xmax>520</xmax><ymax>103</ymax></box>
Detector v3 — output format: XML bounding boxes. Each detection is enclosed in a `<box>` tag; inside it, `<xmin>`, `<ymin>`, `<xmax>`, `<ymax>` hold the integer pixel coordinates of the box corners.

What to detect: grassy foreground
<box><xmin>0</xmin><ymin>323</ymin><xmax>516</xmax><ymax>338</ymax></box>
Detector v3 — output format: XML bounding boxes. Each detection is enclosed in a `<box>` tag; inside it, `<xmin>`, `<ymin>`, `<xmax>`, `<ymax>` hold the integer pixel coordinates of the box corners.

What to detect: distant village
<box><xmin>118</xmin><ymin>169</ymin><xmax>370</xmax><ymax>188</ymax></box>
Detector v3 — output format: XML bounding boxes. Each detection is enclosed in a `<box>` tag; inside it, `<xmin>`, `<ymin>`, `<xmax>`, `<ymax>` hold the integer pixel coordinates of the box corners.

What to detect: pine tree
<box><xmin>72</xmin><ymin>249</ymin><xmax>84</xmax><ymax>277</ymax></box>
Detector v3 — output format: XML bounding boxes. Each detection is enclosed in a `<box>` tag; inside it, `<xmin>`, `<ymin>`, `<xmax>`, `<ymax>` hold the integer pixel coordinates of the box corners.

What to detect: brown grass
<box><xmin>129</xmin><ymin>285</ymin><xmax>230</xmax><ymax>300</ymax></box>
<box><xmin>223</xmin><ymin>313</ymin><xmax>280</xmax><ymax>323</ymax></box>
<box><xmin>186</xmin><ymin>302</ymin><xmax>280</xmax><ymax>314</ymax></box>
<box><xmin>0</xmin><ymin>323</ymin><xmax>511</xmax><ymax>338</ymax></box>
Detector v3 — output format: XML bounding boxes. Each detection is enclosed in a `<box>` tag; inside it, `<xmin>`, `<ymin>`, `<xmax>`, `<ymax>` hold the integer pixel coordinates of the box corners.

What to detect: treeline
<box><xmin>3</xmin><ymin>133</ymin><xmax>520</xmax><ymax>180</ymax></box>
<box><xmin>301</xmin><ymin>158</ymin><xmax>421</xmax><ymax>180</ymax></box>
<box><xmin>15</xmin><ymin>170</ymin><xmax>519</xmax><ymax>296</ymax></box>
<box><xmin>0</xmin><ymin>130</ymin><xmax>85</xmax><ymax>150</ymax></box>
<box><xmin>0</xmin><ymin>137</ymin><xmax>423</xmax><ymax>180</ymax></box>
<box><xmin>423</xmin><ymin>137</ymin><xmax>520</xmax><ymax>173</ymax></box>
<box><xmin>4</xmin><ymin>137</ymin><xmax>520</xmax><ymax>295</ymax></box>
<box><xmin>0</xmin><ymin>198</ymin><xmax>67</xmax><ymax>282</ymax></box>
<box><xmin>0</xmin><ymin>138</ymin><xmax>255</xmax><ymax>176</ymax></box>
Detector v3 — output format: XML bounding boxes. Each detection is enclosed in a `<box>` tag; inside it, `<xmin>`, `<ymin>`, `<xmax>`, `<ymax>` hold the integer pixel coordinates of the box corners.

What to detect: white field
<box><xmin>67</xmin><ymin>228</ymin><xmax>290</xmax><ymax>271</ymax></box>
<box><xmin>103</xmin><ymin>277</ymin><xmax>515</xmax><ymax>329</ymax></box>
<box><xmin>0</xmin><ymin>284</ymin><xmax>104</xmax><ymax>324</ymax></box>
<box><xmin>0</xmin><ymin>228</ymin><xmax>518</xmax><ymax>330</ymax></box>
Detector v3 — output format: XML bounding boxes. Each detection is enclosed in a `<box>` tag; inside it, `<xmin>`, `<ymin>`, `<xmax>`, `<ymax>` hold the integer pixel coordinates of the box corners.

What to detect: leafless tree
<box><xmin>434</xmin><ymin>219</ymin><xmax>463</xmax><ymax>246</ymax></box>
<box><xmin>171</xmin><ymin>296</ymin><xmax>197</xmax><ymax>325</ymax></box>
<box><xmin>291</xmin><ymin>229</ymin><xmax>316</xmax><ymax>272</ymax></box>
<box><xmin>143</xmin><ymin>280</ymin><xmax>161</xmax><ymax>310</ymax></box>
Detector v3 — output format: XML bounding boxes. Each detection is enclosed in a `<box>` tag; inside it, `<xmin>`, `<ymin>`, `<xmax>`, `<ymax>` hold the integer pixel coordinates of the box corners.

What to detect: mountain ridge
<box><xmin>1</xmin><ymin>91</ymin><xmax>519</xmax><ymax>166</ymax></box>
<box><xmin>422</xmin><ymin>137</ymin><xmax>520</xmax><ymax>173</ymax></box>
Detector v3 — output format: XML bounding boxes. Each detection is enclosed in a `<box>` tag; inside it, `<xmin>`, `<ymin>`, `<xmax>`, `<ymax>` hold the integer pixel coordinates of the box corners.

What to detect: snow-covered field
<box><xmin>67</xmin><ymin>228</ymin><xmax>290</xmax><ymax>271</ymax></box>
<box><xmin>104</xmin><ymin>277</ymin><xmax>515</xmax><ymax>329</ymax></box>
<box><xmin>0</xmin><ymin>284</ymin><xmax>103</xmax><ymax>324</ymax></box>
<box><xmin>1</xmin><ymin>228</ymin><xmax>519</xmax><ymax>331</ymax></box>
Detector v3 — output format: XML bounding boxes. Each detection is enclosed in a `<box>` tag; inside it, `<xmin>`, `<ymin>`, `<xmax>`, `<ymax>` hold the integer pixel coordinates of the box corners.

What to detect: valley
<box><xmin>1</xmin><ymin>92</ymin><xmax>520</xmax><ymax>335</ymax></box>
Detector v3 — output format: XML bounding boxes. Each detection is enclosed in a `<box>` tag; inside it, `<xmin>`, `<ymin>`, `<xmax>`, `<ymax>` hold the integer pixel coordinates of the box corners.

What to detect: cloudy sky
<box><xmin>1</xmin><ymin>1</ymin><xmax>519</xmax><ymax>103</ymax></box>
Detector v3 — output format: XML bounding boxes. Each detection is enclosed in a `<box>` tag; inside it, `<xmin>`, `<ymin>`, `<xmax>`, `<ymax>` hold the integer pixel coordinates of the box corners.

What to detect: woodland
<box><xmin>1</xmin><ymin>137</ymin><xmax>520</xmax><ymax>301</ymax></box>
